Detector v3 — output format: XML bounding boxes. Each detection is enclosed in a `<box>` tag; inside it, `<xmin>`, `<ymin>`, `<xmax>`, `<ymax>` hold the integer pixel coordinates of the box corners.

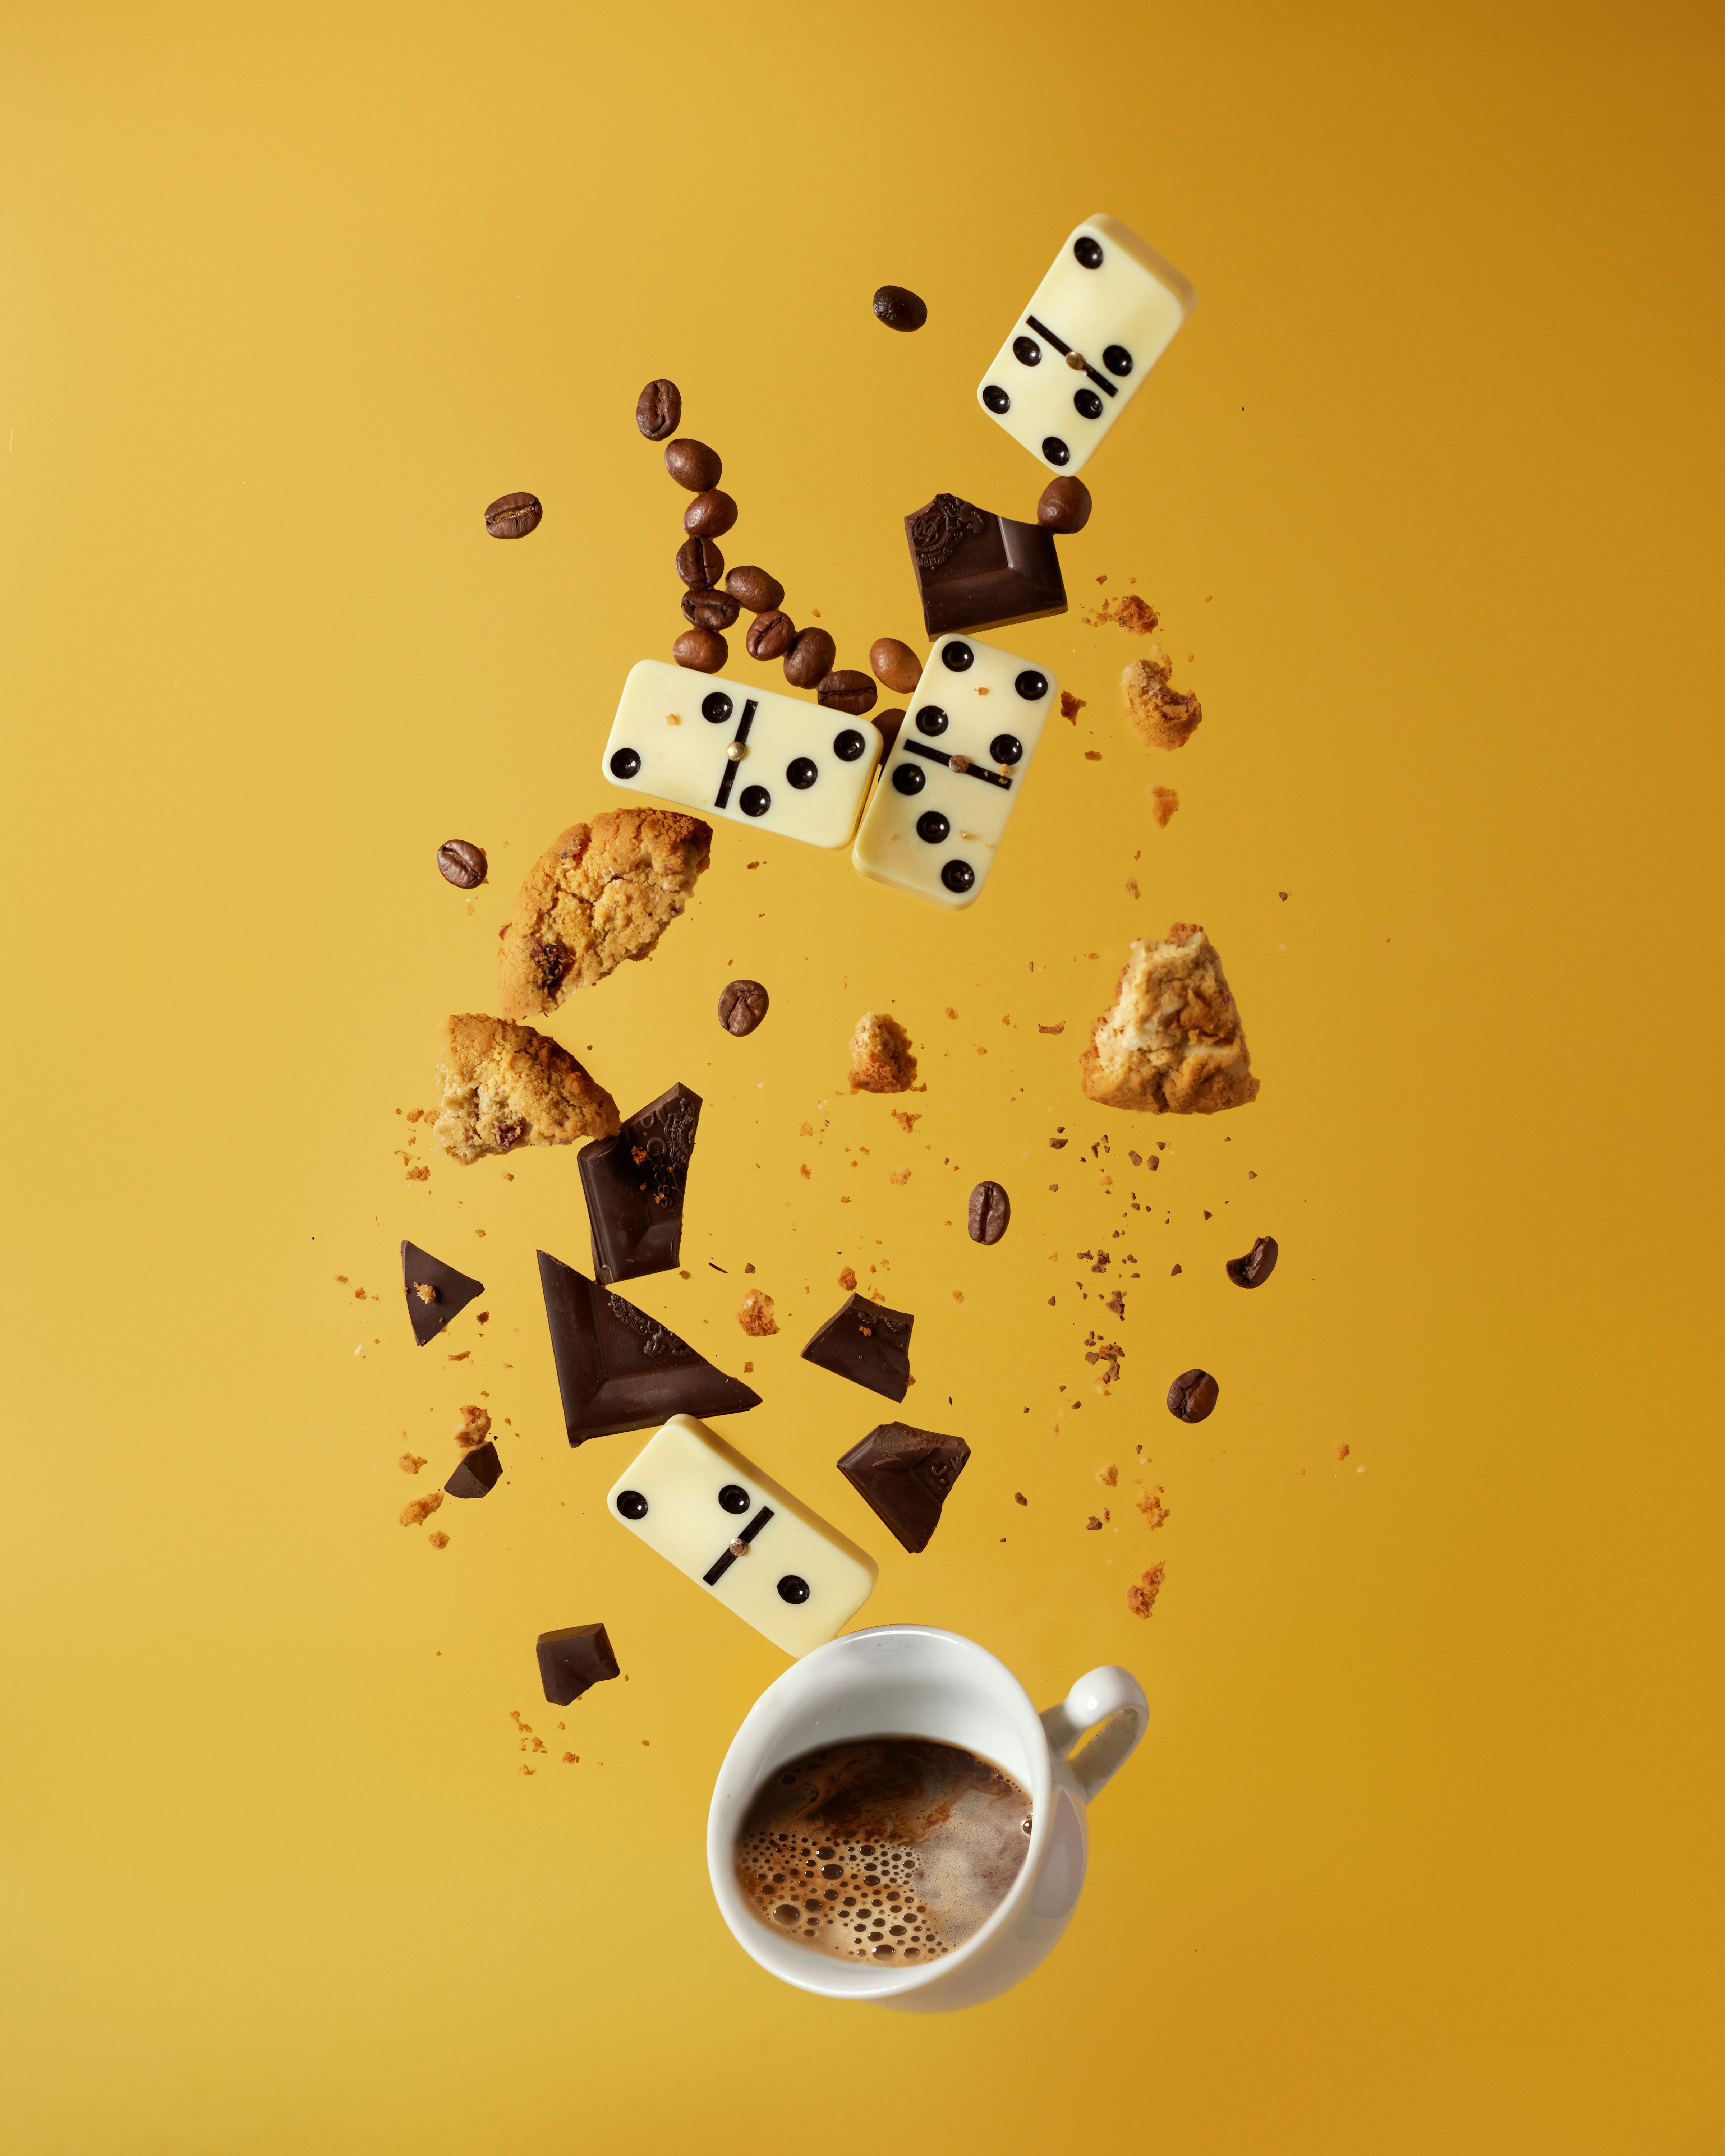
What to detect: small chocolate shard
<box><xmin>801</xmin><ymin>1293</ymin><xmax>914</xmax><ymax>1402</ymax></box>
<box><xmin>1225</xmin><ymin>1235</ymin><xmax>1279</xmax><ymax>1289</ymax></box>
<box><xmin>577</xmin><ymin>1082</ymin><xmax>702</xmax><ymax>1284</ymax></box>
<box><xmin>400</xmin><ymin>1240</ymin><xmax>484</xmax><ymax>1346</ymax></box>
<box><xmin>838</xmin><ymin>1422</ymin><xmax>971</xmax><ymax>1554</ymax></box>
<box><xmin>903</xmin><ymin>492</ymin><xmax>1067</xmax><ymax>638</ymax></box>
<box><xmin>445</xmin><ymin>1441</ymin><xmax>503</xmax><ymax>1499</ymax></box>
<box><xmin>538</xmin><ymin>1249</ymin><xmax>760</xmax><ymax>1445</ymax></box>
<box><xmin>535</xmin><ymin>1622</ymin><xmax>620</xmax><ymax>1706</ymax></box>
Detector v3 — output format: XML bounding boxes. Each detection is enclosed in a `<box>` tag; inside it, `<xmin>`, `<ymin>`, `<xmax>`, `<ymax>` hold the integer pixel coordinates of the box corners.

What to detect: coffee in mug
<box><xmin>733</xmin><ymin>1736</ymin><xmax>1033</xmax><ymax>1964</ymax></box>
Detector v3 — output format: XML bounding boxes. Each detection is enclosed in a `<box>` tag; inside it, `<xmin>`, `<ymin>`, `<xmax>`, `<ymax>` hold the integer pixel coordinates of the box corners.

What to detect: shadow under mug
<box><xmin>706</xmin><ymin>1625</ymin><xmax>1148</xmax><ymax>2012</ymax></box>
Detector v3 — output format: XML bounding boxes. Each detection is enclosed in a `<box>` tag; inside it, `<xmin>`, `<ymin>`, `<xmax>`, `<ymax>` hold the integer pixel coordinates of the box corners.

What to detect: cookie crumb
<box><xmin>1096</xmin><ymin>1465</ymin><xmax>1118</xmax><ymax>1486</ymax></box>
<box><xmin>1014</xmin><ymin>1492</ymin><xmax>1028</xmax><ymax>1506</ymax></box>
<box><xmin>1126</xmin><ymin>1561</ymin><xmax>1165</xmax><ymax>1617</ymax></box>
<box><xmin>427</xmin><ymin>1530</ymin><xmax>449</xmax><ymax>1549</ymax></box>
<box><xmin>413</xmin><ymin>1282</ymin><xmax>437</xmax><ymax>1304</ymax></box>
<box><xmin>1150</xmin><ymin>786</ymin><xmax>1179</xmax><ymax>828</ymax></box>
<box><xmin>838</xmin><ymin>1266</ymin><xmax>857</xmax><ymax>1290</ymax></box>
<box><xmin>399</xmin><ymin>1453</ymin><xmax>427</xmax><ymax>1474</ymax></box>
<box><xmin>849</xmin><ymin>1012</ymin><xmax>918</xmax><ymax>1094</ymax></box>
<box><xmin>1060</xmin><ymin>691</ymin><xmax>1086</xmax><ymax>722</ymax></box>
<box><xmin>455</xmin><ymin>1404</ymin><xmax>492</xmax><ymax>1451</ymax></box>
<box><xmin>737</xmin><ymin>1289</ymin><xmax>778</xmax><ymax>1337</ymax></box>
<box><xmin>400</xmin><ymin>1491</ymin><xmax>444</xmax><ymax>1527</ymax></box>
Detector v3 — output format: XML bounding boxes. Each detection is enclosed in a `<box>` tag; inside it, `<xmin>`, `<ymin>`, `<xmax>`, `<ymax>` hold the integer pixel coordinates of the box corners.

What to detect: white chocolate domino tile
<box><xmin>603</xmin><ymin>660</ymin><xmax>883</xmax><ymax>849</ymax></box>
<box><xmin>850</xmin><ymin>633</ymin><xmax>1056</xmax><ymax>909</ymax></box>
<box><xmin>607</xmin><ymin>1413</ymin><xmax>878</xmax><ymax>1658</ymax></box>
<box><xmin>976</xmin><ymin>213</ymin><xmax>1196</xmax><ymax>476</ymax></box>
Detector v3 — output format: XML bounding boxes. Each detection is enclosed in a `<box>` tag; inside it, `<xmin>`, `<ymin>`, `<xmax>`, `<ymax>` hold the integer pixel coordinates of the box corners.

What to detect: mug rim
<box><xmin>705</xmin><ymin>1623</ymin><xmax>1055</xmax><ymax>1999</ymax></box>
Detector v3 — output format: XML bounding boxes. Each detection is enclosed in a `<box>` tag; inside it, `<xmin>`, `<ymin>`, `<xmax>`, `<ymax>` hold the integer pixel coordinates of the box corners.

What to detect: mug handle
<box><xmin>1039</xmin><ymin>1666</ymin><xmax>1149</xmax><ymax>1803</ymax></box>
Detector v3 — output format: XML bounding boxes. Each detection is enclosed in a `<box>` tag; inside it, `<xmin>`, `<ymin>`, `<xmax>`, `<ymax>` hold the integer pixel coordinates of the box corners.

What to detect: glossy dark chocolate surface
<box><xmin>837</xmin><ymin>1421</ymin><xmax>971</xmax><ymax>1553</ymax></box>
<box><xmin>400</xmin><ymin>1240</ymin><xmax>485</xmax><ymax>1346</ymax></box>
<box><xmin>535</xmin><ymin>1621</ymin><xmax>620</xmax><ymax>1706</ymax></box>
<box><xmin>903</xmin><ymin>492</ymin><xmax>1067</xmax><ymax>637</ymax></box>
<box><xmin>578</xmin><ymin>1082</ymin><xmax>702</xmax><ymax>1284</ymax></box>
<box><xmin>445</xmin><ymin>1441</ymin><xmax>502</xmax><ymax>1499</ymax></box>
<box><xmin>800</xmin><ymin>1293</ymin><xmax>914</xmax><ymax>1402</ymax></box>
<box><xmin>537</xmin><ymin>1249</ymin><xmax>760</xmax><ymax>1445</ymax></box>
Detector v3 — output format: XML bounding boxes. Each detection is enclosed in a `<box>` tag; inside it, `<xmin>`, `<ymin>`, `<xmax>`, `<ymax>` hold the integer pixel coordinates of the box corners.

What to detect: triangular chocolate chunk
<box><xmin>401</xmin><ymin>1240</ymin><xmax>485</xmax><ymax>1346</ymax></box>
<box><xmin>537</xmin><ymin>1249</ymin><xmax>761</xmax><ymax>1446</ymax></box>
<box><xmin>837</xmin><ymin>1422</ymin><xmax>970</xmax><ymax>1553</ymax></box>
<box><xmin>578</xmin><ymin>1082</ymin><xmax>702</xmax><ymax>1284</ymax></box>
<box><xmin>800</xmin><ymin>1293</ymin><xmax>914</xmax><ymax>1402</ymax></box>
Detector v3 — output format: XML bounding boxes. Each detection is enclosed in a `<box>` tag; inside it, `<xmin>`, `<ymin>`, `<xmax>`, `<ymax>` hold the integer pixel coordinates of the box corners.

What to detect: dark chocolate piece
<box><xmin>538</xmin><ymin>1249</ymin><xmax>760</xmax><ymax>1445</ymax></box>
<box><xmin>904</xmin><ymin>492</ymin><xmax>1066</xmax><ymax>638</ymax></box>
<box><xmin>400</xmin><ymin>1240</ymin><xmax>484</xmax><ymax>1346</ymax></box>
<box><xmin>578</xmin><ymin>1083</ymin><xmax>702</xmax><ymax>1284</ymax></box>
<box><xmin>536</xmin><ymin>1621</ymin><xmax>620</xmax><ymax>1705</ymax></box>
<box><xmin>1225</xmin><ymin>1235</ymin><xmax>1279</xmax><ymax>1288</ymax></box>
<box><xmin>800</xmin><ymin>1293</ymin><xmax>914</xmax><ymax>1402</ymax></box>
<box><xmin>873</xmin><ymin>284</ymin><xmax>928</xmax><ymax>332</ymax></box>
<box><xmin>445</xmin><ymin>1440</ymin><xmax>502</xmax><ymax>1499</ymax></box>
<box><xmin>837</xmin><ymin>1422</ymin><xmax>970</xmax><ymax>1553</ymax></box>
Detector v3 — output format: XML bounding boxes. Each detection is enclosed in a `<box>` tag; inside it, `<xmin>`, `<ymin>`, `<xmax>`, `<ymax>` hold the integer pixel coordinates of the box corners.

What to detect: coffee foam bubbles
<box><xmin>733</xmin><ymin>1737</ymin><xmax>1032</xmax><ymax>1965</ymax></box>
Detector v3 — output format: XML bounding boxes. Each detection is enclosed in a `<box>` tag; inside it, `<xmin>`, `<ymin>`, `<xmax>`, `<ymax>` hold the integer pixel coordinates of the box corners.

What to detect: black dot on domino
<box><xmin>983</xmin><ymin>385</ymin><xmax>1010</xmax><ymax>413</ymax></box>
<box><xmin>940</xmin><ymin>643</ymin><xmax>974</xmax><ymax>672</ymax></box>
<box><xmin>610</xmin><ymin>748</ymin><xmax>641</xmax><ymax>779</ymax></box>
<box><xmin>892</xmin><ymin>763</ymin><xmax>926</xmax><ymax>796</ymax></box>
<box><xmin>915</xmin><ymin>705</ymin><xmax>949</xmax><ymax>736</ymax></box>
<box><xmin>777</xmin><ymin>1576</ymin><xmax>811</xmax><ymax>1605</ymax></box>
<box><xmin>1103</xmin><ymin>345</ymin><xmax>1132</xmax><ymax>377</ymax></box>
<box><xmin>915</xmin><ymin>811</ymin><xmax>950</xmax><ymax>844</ymax></box>
<box><xmin>1074</xmin><ymin>235</ymin><xmax>1104</xmax><ymax>268</ymax></box>
<box><xmin>786</xmin><ymin>757</ymin><xmax>818</xmax><ymax>789</ymax></box>
<box><xmin>833</xmin><ymin>730</ymin><xmax>865</xmax><ymax>761</ymax></box>
<box><xmin>702</xmin><ymin>692</ymin><xmax>733</xmax><ymax>724</ymax></box>
<box><xmin>1074</xmin><ymin>389</ymin><xmax>1103</xmax><ymax>420</ymax></box>
<box><xmin>989</xmin><ymin>733</ymin><xmax>1024</xmax><ymax>765</ymax></box>
<box><xmin>941</xmin><ymin>861</ymin><xmax>976</xmax><ymax>894</ymax></box>
<box><xmin>1013</xmin><ymin>671</ymin><xmax>1048</xmax><ymax>701</ymax></box>
<box><xmin>616</xmin><ymin>1490</ymin><xmax>648</xmax><ymax>1520</ymax></box>
<box><xmin>739</xmin><ymin>784</ymin><xmax>771</xmax><ymax>817</ymax></box>
<box><xmin>1041</xmin><ymin>437</ymin><xmax>1071</xmax><ymax>466</ymax></box>
<box><xmin>1012</xmin><ymin>335</ymin><xmax>1041</xmax><ymax>366</ymax></box>
<box><xmin>717</xmin><ymin>1485</ymin><xmax>750</xmax><ymax>1515</ymax></box>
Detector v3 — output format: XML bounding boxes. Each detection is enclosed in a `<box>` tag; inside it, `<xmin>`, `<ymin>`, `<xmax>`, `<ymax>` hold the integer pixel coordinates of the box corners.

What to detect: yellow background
<box><xmin>3</xmin><ymin>1</ymin><xmax>1721</xmax><ymax>2148</ymax></box>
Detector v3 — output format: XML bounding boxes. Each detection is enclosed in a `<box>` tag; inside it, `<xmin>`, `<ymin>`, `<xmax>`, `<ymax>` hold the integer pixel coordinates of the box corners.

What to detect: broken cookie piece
<box><xmin>848</xmin><ymin>1012</ymin><xmax>918</xmax><ymax>1094</ymax></box>
<box><xmin>1150</xmin><ymin>786</ymin><xmax>1179</xmax><ymax>828</ymax></box>
<box><xmin>498</xmin><ymin>808</ymin><xmax>712</xmax><ymax>1020</ymax></box>
<box><xmin>737</xmin><ymin>1289</ymin><xmax>778</xmax><ymax>1337</ymax></box>
<box><xmin>1079</xmin><ymin>923</ymin><xmax>1259</xmax><ymax>1114</ymax></box>
<box><xmin>1122</xmin><ymin>646</ymin><xmax>1202</xmax><ymax>751</ymax></box>
<box><xmin>433</xmin><ymin>1014</ymin><xmax>619</xmax><ymax>1164</ymax></box>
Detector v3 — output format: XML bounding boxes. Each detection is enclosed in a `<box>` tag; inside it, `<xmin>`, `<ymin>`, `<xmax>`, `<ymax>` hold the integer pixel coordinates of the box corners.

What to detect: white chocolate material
<box><xmin>850</xmin><ymin>634</ymin><xmax>1057</xmax><ymax>910</ymax></box>
<box><xmin>976</xmin><ymin>213</ymin><xmax>1196</xmax><ymax>476</ymax></box>
<box><xmin>603</xmin><ymin>661</ymin><xmax>882</xmax><ymax>849</ymax></box>
<box><xmin>607</xmin><ymin>1413</ymin><xmax>878</xmax><ymax>1657</ymax></box>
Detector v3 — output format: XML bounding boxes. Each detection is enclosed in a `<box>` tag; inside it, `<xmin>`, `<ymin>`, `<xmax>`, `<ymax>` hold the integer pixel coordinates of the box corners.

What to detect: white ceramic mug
<box><xmin>706</xmin><ymin>1624</ymin><xmax>1148</xmax><ymax>2012</ymax></box>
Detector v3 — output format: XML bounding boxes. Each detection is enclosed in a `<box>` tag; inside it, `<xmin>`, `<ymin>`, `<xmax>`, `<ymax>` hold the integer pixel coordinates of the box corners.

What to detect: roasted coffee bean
<box><xmin>1225</xmin><ymin>1235</ymin><xmax>1279</xmax><ymax>1289</ymax></box>
<box><xmin>725</xmin><ymin>565</ymin><xmax>785</xmax><ymax>613</ymax></box>
<box><xmin>746</xmin><ymin>609</ymin><xmax>797</xmax><ymax>661</ymax></box>
<box><xmin>1166</xmin><ymin>1368</ymin><xmax>1219</xmax><ymax>1424</ymax></box>
<box><xmin>967</xmin><ymin>1181</ymin><xmax>1011</xmax><ymax>1245</ymax></box>
<box><xmin>484</xmin><ymin>491</ymin><xmax>542</xmax><ymax>539</ymax></box>
<box><xmin>664</xmin><ymin>438</ymin><xmax>723</xmax><ymax>492</ymax></box>
<box><xmin>783</xmin><ymin>626</ymin><xmax>836</xmax><ymax>689</ymax></box>
<box><xmin>869</xmin><ymin>637</ymin><xmax>922</xmax><ymax>692</ymax></box>
<box><xmin>1036</xmin><ymin>476</ymin><xmax>1092</xmax><ymax>533</ymax></box>
<box><xmin>874</xmin><ymin>708</ymin><xmax>906</xmax><ymax>756</ymax></box>
<box><xmin>873</xmin><ymin>285</ymin><xmax>928</xmax><ymax>332</ymax></box>
<box><xmin>682</xmin><ymin>586</ymin><xmax>740</xmax><ymax>632</ymax></box>
<box><xmin>676</xmin><ymin>535</ymin><xmax>725</xmax><ymax>589</ymax></box>
<box><xmin>683</xmin><ymin>489</ymin><xmax>738</xmax><ymax>539</ymax></box>
<box><xmin>636</xmin><ymin>378</ymin><xmax>681</xmax><ymax>440</ymax></box>
<box><xmin>816</xmin><ymin>670</ymin><xmax>878</xmax><ymax>715</ymax></box>
<box><xmin>718</xmin><ymin>979</ymin><xmax>770</xmax><ymax>1036</ymax></box>
<box><xmin>436</xmin><ymin>839</ymin><xmax>488</xmax><ymax>889</ymax></box>
<box><xmin>673</xmin><ymin>626</ymin><xmax>728</xmax><ymax>673</ymax></box>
